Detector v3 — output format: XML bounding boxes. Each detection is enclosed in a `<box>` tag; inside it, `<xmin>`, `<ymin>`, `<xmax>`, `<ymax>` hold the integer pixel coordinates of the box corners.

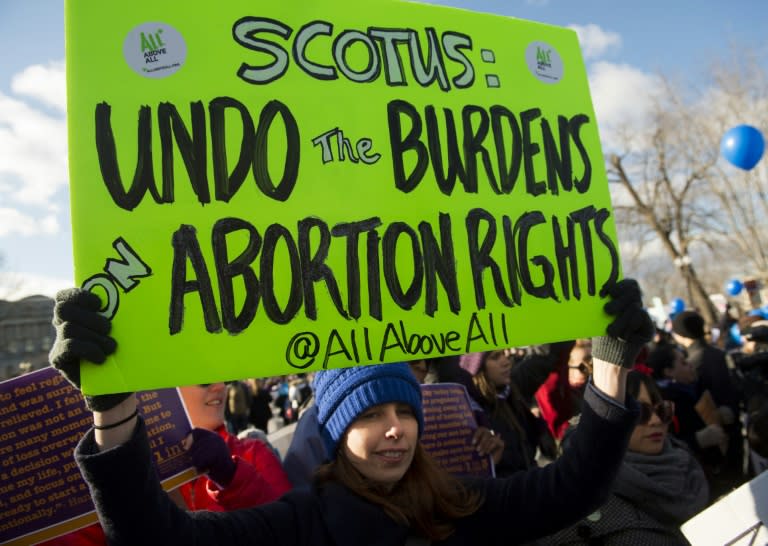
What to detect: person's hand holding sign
<box><xmin>472</xmin><ymin>426</ymin><xmax>505</xmax><ymax>464</ymax></box>
<box><xmin>591</xmin><ymin>279</ymin><xmax>655</xmax><ymax>403</ymax></box>
<box><xmin>49</xmin><ymin>288</ymin><xmax>138</xmax><ymax>447</ymax></box>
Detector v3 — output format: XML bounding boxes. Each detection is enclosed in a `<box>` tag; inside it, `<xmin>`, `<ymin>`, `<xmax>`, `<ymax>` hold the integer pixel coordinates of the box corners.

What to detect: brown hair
<box><xmin>474</xmin><ymin>370</ymin><xmax>524</xmax><ymax>431</ymax></box>
<box><xmin>315</xmin><ymin>444</ymin><xmax>483</xmax><ymax>541</ymax></box>
<box><xmin>472</xmin><ymin>354</ymin><xmax>531</xmax><ymax>468</ymax></box>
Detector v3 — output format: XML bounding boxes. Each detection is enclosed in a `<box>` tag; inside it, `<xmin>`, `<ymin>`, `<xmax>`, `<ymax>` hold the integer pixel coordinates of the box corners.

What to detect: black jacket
<box><xmin>76</xmin><ymin>385</ymin><xmax>636</xmax><ymax>546</ymax></box>
<box><xmin>686</xmin><ymin>339</ymin><xmax>737</xmax><ymax>411</ymax></box>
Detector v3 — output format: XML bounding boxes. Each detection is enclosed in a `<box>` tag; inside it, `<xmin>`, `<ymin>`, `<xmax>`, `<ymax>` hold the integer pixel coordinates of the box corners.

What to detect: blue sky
<box><xmin>0</xmin><ymin>0</ymin><xmax>766</xmax><ymax>299</ymax></box>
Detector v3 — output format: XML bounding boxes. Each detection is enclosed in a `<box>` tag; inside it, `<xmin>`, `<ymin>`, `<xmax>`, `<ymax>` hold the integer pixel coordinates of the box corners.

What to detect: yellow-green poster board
<box><xmin>65</xmin><ymin>0</ymin><xmax>621</xmax><ymax>394</ymax></box>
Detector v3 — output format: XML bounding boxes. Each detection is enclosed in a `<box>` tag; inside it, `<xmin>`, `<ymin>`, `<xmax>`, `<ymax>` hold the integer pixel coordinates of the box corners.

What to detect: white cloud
<box><xmin>11</xmin><ymin>60</ymin><xmax>67</xmax><ymax>112</ymax></box>
<box><xmin>39</xmin><ymin>214</ymin><xmax>60</xmax><ymax>234</ymax></box>
<box><xmin>586</xmin><ymin>61</ymin><xmax>662</xmax><ymax>150</ymax></box>
<box><xmin>0</xmin><ymin>207</ymin><xmax>59</xmax><ymax>236</ymax></box>
<box><xmin>0</xmin><ymin>60</ymin><xmax>68</xmax><ymax>241</ymax></box>
<box><xmin>568</xmin><ymin>24</ymin><xmax>622</xmax><ymax>61</ymax></box>
<box><xmin>0</xmin><ymin>270</ymin><xmax>73</xmax><ymax>300</ymax></box>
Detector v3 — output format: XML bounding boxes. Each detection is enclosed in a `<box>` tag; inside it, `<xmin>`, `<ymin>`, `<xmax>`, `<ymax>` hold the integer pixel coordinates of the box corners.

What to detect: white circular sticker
<box><xmin>123</xmin><ymin>22</ymin><xmax>186</xmax><ymax>79</ymax></box>
<box><xmin>525</xmin><ymin>41</ymin><xmax>564</xmax><ymax>84</ymax></box>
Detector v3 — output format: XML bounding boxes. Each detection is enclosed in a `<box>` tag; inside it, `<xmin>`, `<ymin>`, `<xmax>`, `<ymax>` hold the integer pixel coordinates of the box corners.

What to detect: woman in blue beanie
<box><xmin>51</xmin><ymin>280</ymin><xmax>654</xmax><ymax>545</ymax></box>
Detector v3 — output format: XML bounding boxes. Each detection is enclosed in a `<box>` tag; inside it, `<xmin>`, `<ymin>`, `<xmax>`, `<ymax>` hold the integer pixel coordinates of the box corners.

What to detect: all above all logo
<box><xmin>536</xmin><ymin>46</ymin><xmax>552</xmax><ymax>68</ymax></box>
<box><xmin>525</xmin><ymin>41</ymin><xmax>563</xmax><ymax>84</ymax></box>
<box><xmin>141</xmin><ymin>28</ymin><xmax>166</xmax><ymax>60</ymax></box>
<box><xmin>124</xmin><ymin>22</ymin><xmax>187</xmax><ymax>79</ymax></box>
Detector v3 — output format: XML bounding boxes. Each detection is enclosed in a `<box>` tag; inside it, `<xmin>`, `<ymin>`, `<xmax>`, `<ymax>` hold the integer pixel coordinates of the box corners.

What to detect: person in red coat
<box><xmin>178</xmin><ymin>382</ymin><xmax>292</xmax><ymax>510</ymax></box>
<box><xmin>533</xmin><ymin>340</ymin><xmax>581</xmax><ymax>440</ymax></box>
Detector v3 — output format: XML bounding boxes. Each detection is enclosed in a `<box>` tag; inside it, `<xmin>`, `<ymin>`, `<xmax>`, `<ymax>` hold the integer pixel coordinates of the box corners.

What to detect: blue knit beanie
<box><xmin>313</xmin><ymin>362</ymin><xmax>424</xmax><ymax>457</ymax></box>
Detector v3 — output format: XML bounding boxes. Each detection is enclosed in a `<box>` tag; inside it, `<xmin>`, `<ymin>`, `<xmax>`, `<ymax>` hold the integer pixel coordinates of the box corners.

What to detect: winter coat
<box><xmin>533</xmin><ymin>344</ymin><xmax>580</xmax><ymax>440</ymax></box>
<box><xmin>179</xmin><ymin>424</ymin><xmax>292</xmax><ymax>511</ymax></box>
<box><xmin>483</xmin><ymin>392</ymin><xmax>545</xmax><ymax>475</ymax></box>
<box><xmin>657</xmin><ymin>380</ymin><xmax>723</xmax><ymax>471</ymax></box>
<box><xmin>686</xmin><ymin>340</ymin><xmax>737</xmax><ymax>411</ymax></box>
<box><xmin>41</xmin><ymin>425</ymin><xmax>291</xmax><ymax>545</ymax></box>
<box><xmin>535</xmin><ymin>437</ymin><xmax>709</xmax><ymax>546</ymax></box>
<box><xmin>535</xmin><ymin>494</ymin><xmax>689</xmax><ymax>546</ymax></box>
<box><xmin>75</xmin><ymin>385</ymin><xmax>636</xmax><ymax>546</ymax></box>
<box><xmin>687</xmin><ymin>339</ymin><xmax>746</xmax><ymax>496</ymax></box>
<box><xmin>282</xmin><ymin>403</ymin><xmax>328</xmax><ymax>489</ymax></box>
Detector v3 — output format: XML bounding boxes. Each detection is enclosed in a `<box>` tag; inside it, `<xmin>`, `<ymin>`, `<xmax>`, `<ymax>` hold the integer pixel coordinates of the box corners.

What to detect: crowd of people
<box><xmin>40</xmin><ymin>280</ymin><xmax>768</xmax><ymax>545</ymax></box>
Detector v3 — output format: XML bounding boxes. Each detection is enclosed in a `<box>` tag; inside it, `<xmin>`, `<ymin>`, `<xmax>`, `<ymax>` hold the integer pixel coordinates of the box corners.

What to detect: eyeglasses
<box><xmin>638</xmin><ymin>400</ymin><xmax>675</xmax><ymax>425</ymax></box>
<box><xmin>567</xmin><ymin>361</ymin><xmax>592</xmax><ymax>375</ymax></box>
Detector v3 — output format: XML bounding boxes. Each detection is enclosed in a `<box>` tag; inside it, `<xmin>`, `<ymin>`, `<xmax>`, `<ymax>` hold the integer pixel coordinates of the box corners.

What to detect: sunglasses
<box><xmin>567</xmin><ymin>361</ymin><xmax>592</xmax><ymax>375</ymax></box>
<box><xmin>638</xmin><ymin>400</ymin><xmax>675</xmax><ymax>425</ymax></box>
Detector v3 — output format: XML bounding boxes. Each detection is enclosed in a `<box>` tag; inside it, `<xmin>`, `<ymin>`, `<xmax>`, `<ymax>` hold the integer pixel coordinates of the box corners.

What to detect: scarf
<box><xmin>497</xmin><ymin>385</ymin><xmax>511</xmax><ymax>400</ymax></box>
<box><xmin>614</xmin><ymin>437</ymin><xmax>709</xmax><ymax>525</ymax></box>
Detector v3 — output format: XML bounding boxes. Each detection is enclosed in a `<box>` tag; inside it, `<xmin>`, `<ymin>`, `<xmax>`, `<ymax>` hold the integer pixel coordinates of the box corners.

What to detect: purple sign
<box><xmin>0</xmin><ymin>367</ymin><xmax>196</xmax><ymax>545</ymax></box>
<box><xmin>420</xmin><ymin>383</ymin><xmax>494</xmax><ymax>478</ymax></box>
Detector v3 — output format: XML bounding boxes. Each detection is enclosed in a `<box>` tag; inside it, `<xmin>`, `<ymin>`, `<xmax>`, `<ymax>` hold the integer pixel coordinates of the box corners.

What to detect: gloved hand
<box><xmin>49</xmin><ymin>288</ymin><xmax>130</xmax><ymax>412</ymax></box>
<box><xmin>696</xmin><ymin>423</ymin><xmax>727</xmax><ymax>449</ymax></box>
<box><xmin>718</xmin><ymin>405</ymin><xmax>736</xmax><ymax>426</ymax></box>
<box><xmin>591</xmin><ymin>279</ymin><xmax>655</xmax><ymax>368</ymax></box>
<box><xmin>184</xmin><ymin>428</ymin><xmax>237</xmax><ymax>487</ymax></box>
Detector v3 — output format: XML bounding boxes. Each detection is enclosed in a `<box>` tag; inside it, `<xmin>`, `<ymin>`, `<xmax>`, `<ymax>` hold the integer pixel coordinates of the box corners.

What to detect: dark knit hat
<box><xmin>313</xmin><ymin>363</ymin><xmax>424</xmax><ymax>456</ymax></box>
<box><xmin>458</xmin><ymin>352</ymin><xmax>485</xmax><ymax>376</ymax></box>
<box><xmin>744</xmin><ymin>321</ymin><xmax>768</xmax><ymax>343</ymax></box>
<box><xmin>672</xmin><ymin>310</ymin><xmax>705</xmax><ymax>339</ymax></box>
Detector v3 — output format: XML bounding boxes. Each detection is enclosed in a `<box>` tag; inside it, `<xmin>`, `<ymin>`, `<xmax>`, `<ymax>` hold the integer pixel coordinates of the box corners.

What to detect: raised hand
<box><xmin>184</xmin><ymin>428</ymin><xmax>237</xmax><ymax>487</ymax></box>
<box><xmin>49</xmin><ymin>287</ymin><xmax>130</xmax><ymax>411</ymax></box>
<box><xmin>592</xmin><ymin>279</ymin><xmax>655</xmax><ymax>369</ymax></box>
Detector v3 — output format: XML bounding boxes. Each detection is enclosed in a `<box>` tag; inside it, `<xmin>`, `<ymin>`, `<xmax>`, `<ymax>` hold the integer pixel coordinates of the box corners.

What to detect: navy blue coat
<box><xmin>76</xmin><ymin>385</ymin><xmax>636</xmax><ymax>546</ymax></box>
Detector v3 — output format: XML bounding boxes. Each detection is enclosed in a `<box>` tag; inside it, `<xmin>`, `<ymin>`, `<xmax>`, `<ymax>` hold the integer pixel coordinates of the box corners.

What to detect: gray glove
<box><xmin>592</xmin><ymin>279</ymin><xmax>655</xmax><ymax>368</ymax></box>
<box><xmin>696</xmin><ymin>424</ymin><xmax>727</xmax><ymax>449</ymax></box>
<box><xmin>49</xmin><ymin>288</ymin><xmax>130</xmax><ymax>412</ymax></box>
<box><xmin>718</xmin><ymin>405</ymin><xmax>736</xmax><ymax>426</ymax></box>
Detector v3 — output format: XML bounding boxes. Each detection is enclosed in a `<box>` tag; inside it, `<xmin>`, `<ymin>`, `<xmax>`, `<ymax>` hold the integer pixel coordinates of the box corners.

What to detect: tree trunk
<box><xmin>679</xmin><ymin>263</ymin><xmax>719</xmax><ymax>326</ymax></box>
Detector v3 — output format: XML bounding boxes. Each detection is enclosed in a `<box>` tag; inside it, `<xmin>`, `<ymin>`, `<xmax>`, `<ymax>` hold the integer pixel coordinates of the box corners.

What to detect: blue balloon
<box><xmin>721</xmin><ymin>125</ymin><xmax>765</xmax><ymax>170</ymax></box>
<box><xmin>725</xmin><ymin>278</ymin><xmax>743</xmax><ymax>296</ymax></box>
<box><xmin>730</xmin><ymin>322</ymin><xmax>742</xmax><ymax>338</ymax></box>
<box><xmin>670</xmin><ymin>297</ymin><xmax>685</xmax><ymax>314</ymax></box>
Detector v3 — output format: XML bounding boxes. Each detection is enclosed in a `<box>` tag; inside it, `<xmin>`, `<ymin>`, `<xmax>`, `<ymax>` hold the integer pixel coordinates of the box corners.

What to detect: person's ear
<box><xmin>663</xmin><ymin>366</ymin><xmax>674</xmax><ymax>380</ymax></box>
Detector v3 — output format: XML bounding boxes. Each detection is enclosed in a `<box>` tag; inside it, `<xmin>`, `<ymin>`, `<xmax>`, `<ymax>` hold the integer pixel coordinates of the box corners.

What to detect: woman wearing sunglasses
<box><xmin>537</xmin><ymin>371</ymin><xmax>709</xmax><ymax>545</ymax></box>
<box><xmin>648</xmin><ymin>343</ymin><xmax>728</xmax><ymax>496</ymax></box>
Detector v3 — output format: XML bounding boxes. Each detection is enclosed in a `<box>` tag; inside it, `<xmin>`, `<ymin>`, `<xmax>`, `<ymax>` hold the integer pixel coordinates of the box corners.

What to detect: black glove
<box><xmin>49</xmin><ymin>288</ymin><xmax>130</xmax><ymax>412</ymax></box>
<box><xmin>592</xmin><ymin>279</ymin><xmax>655</xmax><ymax>368</ymax></box>
<box><xmin>186</xmin><ymin>428</ymin><xmax>237</xmax><ymax>487</ymax></box>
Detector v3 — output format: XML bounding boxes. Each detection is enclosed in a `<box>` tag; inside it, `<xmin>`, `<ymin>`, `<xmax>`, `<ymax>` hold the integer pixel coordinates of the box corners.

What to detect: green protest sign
<box><xmin>65</xmin><ymin>0</ymin><xmax>621</xmax><ymax>394</ymax></box>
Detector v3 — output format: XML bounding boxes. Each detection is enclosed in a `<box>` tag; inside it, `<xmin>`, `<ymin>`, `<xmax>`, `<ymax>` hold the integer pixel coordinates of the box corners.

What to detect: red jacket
<box><xmin>535</xmin><ymin>365</ymin><xmax>574</xmax><ymax>440</ymax></box>
<box><xmin>40</xmin><ymin>425</ymin><xmax>291</xmax><ymax>545</ymax></box>
<box><xmin>179</xmin><ymin>425</ymin><xmax>292</xmax><ymax>511</ymax></box>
